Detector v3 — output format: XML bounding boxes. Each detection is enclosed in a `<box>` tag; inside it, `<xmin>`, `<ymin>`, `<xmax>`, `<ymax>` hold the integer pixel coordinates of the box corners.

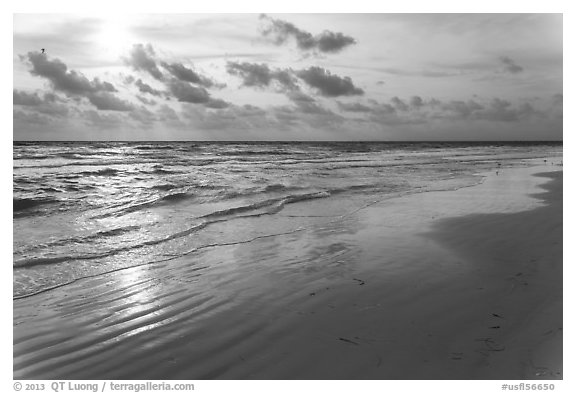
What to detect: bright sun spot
<box><xmin>94</xmin><ymin>17</ymin><xmax>135</xmax><ymax>59</ymax></box>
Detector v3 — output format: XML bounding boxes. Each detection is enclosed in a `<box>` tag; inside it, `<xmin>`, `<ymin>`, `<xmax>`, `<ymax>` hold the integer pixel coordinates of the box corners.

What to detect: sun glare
<box><xmin>94</xmin><ymin>17</ymin><xmax>135</xmax><ymax>59</ymax></box>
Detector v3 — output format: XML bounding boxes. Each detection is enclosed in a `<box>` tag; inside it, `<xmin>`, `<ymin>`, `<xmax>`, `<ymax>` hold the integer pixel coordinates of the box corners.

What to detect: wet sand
<box><xmin>13</xmin><ymin>165</ymin><xmax>562</xmax><ymax>379</ymax></box>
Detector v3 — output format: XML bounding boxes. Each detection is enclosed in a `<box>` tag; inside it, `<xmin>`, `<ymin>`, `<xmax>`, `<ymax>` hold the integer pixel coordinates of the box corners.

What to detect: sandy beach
<box><xmin>13</xmin><ymin>164</ymin><xmax>562</xmax><ymax>380</ymax></box>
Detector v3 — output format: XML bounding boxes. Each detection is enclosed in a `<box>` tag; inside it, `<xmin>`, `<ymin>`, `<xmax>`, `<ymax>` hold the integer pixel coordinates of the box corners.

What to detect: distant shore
<box><xmin>13</xmin><ymin>164</ymin><xmax>562</xmax><ymax>379</ymax></box>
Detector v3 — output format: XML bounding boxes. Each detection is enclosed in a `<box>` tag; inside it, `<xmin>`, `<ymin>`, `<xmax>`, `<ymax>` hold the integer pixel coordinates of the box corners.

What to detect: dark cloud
<box><xmin>477</xmin><ymin>98</ymin><xmax>524</xmax><ymax>121</ymax></box>
<box><xmin>13</xmin><ymin>90</ymin><xmax>44</xmax><ymax>106</ymax></box>
<box><xmin>13</xmin><ymin>90</ymin><xmax>69</xmax><ymax>118</ymax></box>
<box><xmin>83</xmin><ymin>110</ymin><xmax>125</xmax><ymax>129</ymax></box>
<box><xmin>371</xmin><ymin>103</ymin><xmax>397</xmax><ymax>115</ymax></box>
<box><xmin>123</xmin><ymin>44</ymin><xmax>226</xmax><ymax>107</ymax></box>
<box><xmin>259</xmin><ymin>14</ymin><xmax>356</xmax><ymax>54</ymax></box>
<box><xmin>441</xmin><ymin>100</ymin><xmax>484</xmax><ymax>119</ymax></box>
<box><xmin>226</xmin><ymin>61</ymin><xmax>298</xmax><ymax>90</ymax></box>
<box><xmin>435</xmin><ymin>97</ymin><xmax>539</xmax><ymax>122</ymax></box>
<box><xmin>14</xmin><ymin>109</ymin><xmax>48</xmax><ymax>125</ymax></box>
<box><xmin>334</xmin><ymin>95</ymin><xmax>547</xmax><ymax>125</ymax></box>
<box><xmin>391</xmin><ymin>97</ymin><xmax>409</xmax><ymax>111</ymax></box>
<box><xmin>283</xmin><ymin>91</ymin><xmax>334</xmax><ymax>116</ymax></box>
<box><xmin>293</xmin><ymin>100</ymin><xmax>335</xmax><ymax>116</ymax></box>
<box><xmin>129</xmin><ymin>106</ymin><xmax>157</xmax><ymax>128</ymax></box>
<box><xmin>125</xmin><ymin>44</ymin><xmax>225</xmax><ymax>90</ymax></box>
<box><xmin>21</xmin><ymin>52</ymin><xmax>134</xmax><ymax>112</ymax></box>
<box><xmin>410</xmin><ymin>96</ymin><xmax>425</xmax><ymax>109</ymax></box>
<box><xmin>125</xmin><ymin>44</ymin><xmax>163</xmax><ymax>80</ymax></box>
<box><xmin>156</xmin><ymin>104</ymin><xmax>180</xmax><ymax>122</ymax></box>
<box><xmin>499</xmin><ymin>56</ymin><xmax>524</xmax><ymax>74</ymax></box>
<box><xmin>316</xmin><ymin>31</ymin><xmax>357</xmax><ymax>53</ymax></box>
<box><xmin>167</xmin><ymin>80</ymin><xmax>211</xmax><ymax>104</ymax></box>
<box><xmin>162</xmin><ymin>62</ymin><xmax>215</xmax><ymax>88</ymax></box>
<box><xmin>287</xmin><ymin>91</ymin><xmax>315</xmax><ymax>103</ymax></box>
<box><xmin>337</xmin><ymin>101</ymin><xmax>372</xmax><ymax>112</ymax></box>
<box><xmin>296</xmin><ymin>67</ymin><xmax>363</xmax><ymax>97</ymax></box>
<box><xmin>205</xmin><ymin>98</ymin><xmax>230</xmax><ymax>109</ymax></box>
<box><xmin>134</xmin><ymin>79</ymin><xmax>163</xmax><ymax>96</ymax></box>
<box><xmin>13</xmin><ymin>89</ymin><xmax>69</xmax><ymax>118</ymax></box>
<box><xmin>136</xmin><ymin>95</ymin><xmax>157</xmax><ymax>106</ymax></box>
<box><xmin>87</xmin><ymin>92</ymin><xmax>135</xmax><ymax>112</ymax></box>
<box><xmin>24</xmin><ymin>52</ymin><xmax>118</xmax><ymax>96</ymax></box>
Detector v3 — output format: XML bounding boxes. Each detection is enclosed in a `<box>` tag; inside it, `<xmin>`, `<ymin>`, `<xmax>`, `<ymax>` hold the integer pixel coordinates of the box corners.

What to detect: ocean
<box><xmin>13</xmin><ymin>141</ymin><xmax>562</xmax><ymax>298</ymax></box>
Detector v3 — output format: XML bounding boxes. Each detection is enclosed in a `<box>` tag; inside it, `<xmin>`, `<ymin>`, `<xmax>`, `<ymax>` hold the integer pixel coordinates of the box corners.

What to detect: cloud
<box><xmin>123</xmin><ymin>44</ymin><xmax>226</xmax><ymax>108</ymax></box>
<box><xmin>129</xmin><ymin>106</ymin><xmax>157</xmax><ymax>128</ymax></box>
<box><xmin>499</xmin><ymin>56</ymin><xmax>524</xmax><ymax>74</ymax></box>
<box><xmin>21</xmin><ymin>52</ymin><xmax>136</xmax><ymax>112</ymax></box>
<box><xmin>134</xmin><ymin>79</ymin><xmax>163</xmax><ymax>96</ymax></box>
<box><xmin>167</xmin><ymin>80</ymin><xmax>229</xmax><ymax>108</ymax></box>
<box><xmin>476</xmin><ymin>98</ymin><xmax>529</xmax><ymax>121</ymax></box>
<box><xmin>125</xmin><ymin>44</ymin><xmax>224</xmax><ymax>89</ymax></box>
<box><xmin>296</xmin><ymin>67</ymin><xmax>364</xmax><ymax>97</ymax></box>
<box><xmin>441</xmin><ymin>99</ymin><xmax>484</xmax><ymax>119</ymax></box>
<box><xmin>167</xmin><ymin>80</ymin><xmax>211</xmax><ymax>104</ymax></box>
<box><xmin>136</xmin><ymin>95</ymin><xmax>157</xmax><ymax>106</ymax></box>
<box><xmin>205</xmin><ymin>98</ymin><xmax>230</xmax><ymax>109</ymax></box>
<box><xmin>286</xmin><ymin>91</ymin><xmax>315</xmax><ymax>103</ymax></box>
<box><xmin>409</xmin><ymin>96</ymin><xmax>425</xmax><ymax>109</ymax></box>
<box><xmin>391</xmin><ymin>97</ymin><xmax>409</xmax><ymax>111</ymax></box>
<box><xmin>24</xmin><ymin>52</ymin><xmax>117</xmax><ymax>96</ymax></box>
<box><xmin>226</xmin><ymin>61</ymin><xmax>298</xmax><ymax>90</ymax></box>
<box><xmin>162</xmin><ymin>62</ymin><xmax>216</xmax><ymax>88</ymax></box>
<box><xmin>13</xmin><ymin>90</ymin><xmax>44</xmax><ymax>106</ymax></box>
<box><xmin>13</xmin><ymin>89</ymin><xmax>69</xmax><ymax>118</ymax></box>
<box><xmin>259</xmin><ymin>14</ymin><xmax>356</xmax><ymax>54</ymax></box>
<box><xmin>293</xmin><ymin>101</ymin><xmax>335</xmax><ymax>116</ymax></box>
<box><xmin>87</xmin><ymin>92</ymin><xmax>135</xmax><ymax>111</ymax></box>
<box><xmin>83</xmin><ymin>110</ymin><xmax>125</xmax><ymax>129</ymax></box>
<box><xmin>334</xmin><ymin>95</ymin><xmax>546</xmax><ymax>126</ymax></box>
<box><xmin>14</xmin><ymin>109</ymin><xmax>48</xmax><ymax>125</ymax></box>
<box><xmin>337</xmin><ymin>101</ymin><xmax>373</xmax><ymax>113</ymax></box>
<box><xmin>124</xmin><ymin>44</ymin><xmax>163</xmax><ymax>80</ymax></box>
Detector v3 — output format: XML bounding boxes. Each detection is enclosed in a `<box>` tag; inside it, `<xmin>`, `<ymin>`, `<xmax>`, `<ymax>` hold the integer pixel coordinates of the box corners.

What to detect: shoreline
<box><xmin>13</xmin><ymin>165</ymin><xmax>562</xmax><ymax>379</ymax></box>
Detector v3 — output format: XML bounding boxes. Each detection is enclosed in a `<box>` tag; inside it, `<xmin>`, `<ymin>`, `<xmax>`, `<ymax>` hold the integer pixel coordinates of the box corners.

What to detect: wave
<box><xmin>146</xmin><ymin>168</ymin><xmax>182</xmax><ymax>175</ymax></box>
<box><xmin>57</xmin><ymin>152</ymin><xmax>88</xmax><ymax>160</ymax></box>
<box><xmin>160</xmin><ymin>191</ymin><xmax>193</xmax><ymax>202</ymax></box>
<box><xmin>134</xmin><ymin>145</ymin><xmax>176</xmax><ymax>151</ymax></box>
<box><xmin>201</xmin><ymin>191</ymin><xmax>330</xmax><ymax>220</ymax></box>
<box><xmin>91</xmin><ymin>190</ymin><xmax>195</xmax><ymax>219</ymax></box>
<box><xmin>14</xmin><ymin>191</ymin><xmax>332</xmax><ymax>270</ymax></box>
<box><xmin>17</xmin><ymin>225</ymin><xmax>142</xmax><ymax>254</ymax></box>
<box><xmin>151</xmin><ymin>183</ymin><xmax>177</xmax><ymax>191</ymax></box>
<box><xmin>263</xmin><ymin>183</ymin><xmax>298</xmax><ymax>192</ymax></box>
<box><xmin>14</xmin><ymin>154</ymin><xmax>51</xmax><ymax>160</ymax></box>
<box><xmin>13</xmin><ymin>197</ymin><xmax>59</xmax><ymax>213</ymax></box>
<box><xmin>13</xmin><ymin>221</ymin><xmax>209</xmax><ymax>269</ymax></box>
<box><xmin>78</xmin><ymin>168</ymin><xmax>120</xmax><ymax>176</ymax></box>
<box><xmin>220</xmin><ymin>150</ymin><xmax>300</xmax><ymax>156</ymax></box>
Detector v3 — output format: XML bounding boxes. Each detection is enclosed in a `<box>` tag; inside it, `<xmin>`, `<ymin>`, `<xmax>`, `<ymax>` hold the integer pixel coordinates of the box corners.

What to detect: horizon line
<box><xmin>12</xmin><ymin>140</ymin><xmax>564</xmax><ymax>144</ymax></box>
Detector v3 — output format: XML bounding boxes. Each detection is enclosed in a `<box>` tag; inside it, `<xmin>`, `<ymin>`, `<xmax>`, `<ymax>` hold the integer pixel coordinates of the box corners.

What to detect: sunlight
<box><xmin>93</xmin><ymin>16</ymin><xmax>135</xmax><ymax>59</ymax></box>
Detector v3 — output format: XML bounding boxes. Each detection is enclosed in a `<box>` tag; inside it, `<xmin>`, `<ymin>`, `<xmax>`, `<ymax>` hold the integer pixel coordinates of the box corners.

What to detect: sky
<box><xmin>12</xmin><ymin>12</ymin><xmax>563</xmax><ymax>141</ymax></box>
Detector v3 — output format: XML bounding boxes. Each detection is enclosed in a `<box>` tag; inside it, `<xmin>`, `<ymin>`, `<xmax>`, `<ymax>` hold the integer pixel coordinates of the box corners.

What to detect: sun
<box><xmin>93</xmin><ymin>16</ymin><xmax>135</xmax><ymax>59</ymax></box>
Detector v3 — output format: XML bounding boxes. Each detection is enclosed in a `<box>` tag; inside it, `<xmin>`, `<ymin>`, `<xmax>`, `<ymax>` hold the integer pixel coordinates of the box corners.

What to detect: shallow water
<box><xmin>13</xmin><ymin>141</ymin><xmax>562</xmax><ymax>297</ymax></box>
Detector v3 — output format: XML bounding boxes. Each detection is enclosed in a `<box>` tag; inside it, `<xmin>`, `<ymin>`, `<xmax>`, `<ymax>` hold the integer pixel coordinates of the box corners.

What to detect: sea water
<box><xmin>13</xmin><ymin>141</ymin><xmax>562</xmax><ymax>298</ymax></box>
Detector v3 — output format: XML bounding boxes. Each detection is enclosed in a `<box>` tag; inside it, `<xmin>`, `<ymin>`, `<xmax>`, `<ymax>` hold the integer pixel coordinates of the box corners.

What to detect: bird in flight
<box><xmin>41</xmin><ymin>48</ymin><xmax>45</xmax><ymax>54</ymax></box>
